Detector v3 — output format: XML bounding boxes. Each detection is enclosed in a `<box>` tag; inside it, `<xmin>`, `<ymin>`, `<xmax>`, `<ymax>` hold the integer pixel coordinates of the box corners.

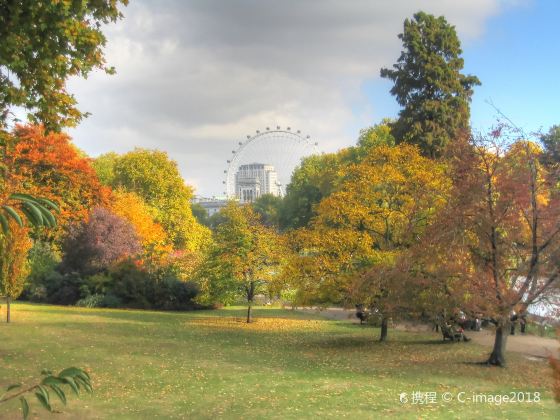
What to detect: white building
<box><xmin>192</xmin><ymin>197</ymin><xmax>228</xmax><ymax>217</ymax></box>
<box><xmin>235</xmin><ymin>163</ymin><xmax>280</xmax><ymax>203</ymax></box>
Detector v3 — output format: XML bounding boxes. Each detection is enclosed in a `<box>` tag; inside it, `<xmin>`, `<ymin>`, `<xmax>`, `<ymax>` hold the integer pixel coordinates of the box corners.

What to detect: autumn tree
<box><xmin>4</xmin><ymin>125</ymin><xmax>109</xmax><ymax>243</ymax></box>
<box><xmin>288</xmin><ymin>143</ymin><xmax>450</xmax><ymax>340</ymax></box>
<box><xmin>381</xmin><ymin>12</ymin><xmax>480</xmax><ymax>158</ymax></box>
<box><xmin>61</xmin><ymin>207</ymin><xmax>141</xmax><ymax>275</ymax></box>
<box><xmin>98</xmin><ymin>149</ymin><xmax>209</xmax><ymax>251</ymax></box>
<box><xmin>0</xmin><ymin>223</ymin><xmax>32</xmax><ymax>322</ymax></box>
<box><xmin>0</xmin><ymin>0</ymin><xmax>128</xmax><ymax>130</ymax></box>
<box><xmin>415</xmin><ymin>126</ymin><xmax>560</xmax><ymax>366</ymax></box>
<box><xmin>280</xmin><ymin>123</ymin><xmax>394</xmax><ymax>230</ymax></box>
<box><xmin>196</xmin><ymin>202</ymin><xmax>287</xmax><ymax>323</ymax></box>
<box><xmin>109</xmin><ymin>189</ymin><xmax>171</xmax><ymax>260</ymax></box>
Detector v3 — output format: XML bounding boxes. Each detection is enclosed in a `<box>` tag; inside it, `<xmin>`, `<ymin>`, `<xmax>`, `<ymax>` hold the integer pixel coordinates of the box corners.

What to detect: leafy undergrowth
<box><xmin>0</xmin><ymin>303</ymin><xmax>557</xmax><ymax>419</ymax></box>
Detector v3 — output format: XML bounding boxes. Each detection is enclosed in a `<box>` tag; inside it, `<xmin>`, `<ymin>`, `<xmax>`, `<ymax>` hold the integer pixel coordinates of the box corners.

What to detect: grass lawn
<box><xmin>0</xmin><ymin>303</ymin><xmax>558</xmax><ymax>419</ymax></box>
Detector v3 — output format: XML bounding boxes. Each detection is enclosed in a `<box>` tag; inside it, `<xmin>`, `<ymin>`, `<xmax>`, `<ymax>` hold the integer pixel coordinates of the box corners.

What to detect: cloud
<box><xmin>67</xmin><ymin>0</ymin><xmax>516</xmax><ymax>196</ymax></box>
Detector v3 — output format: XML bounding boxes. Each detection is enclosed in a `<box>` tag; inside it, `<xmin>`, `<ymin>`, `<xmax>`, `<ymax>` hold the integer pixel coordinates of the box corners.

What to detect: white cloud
<box><xmin>67</xmin><ymin>0</ymin><xmax>517</xmax><ymax>196</ymax></box>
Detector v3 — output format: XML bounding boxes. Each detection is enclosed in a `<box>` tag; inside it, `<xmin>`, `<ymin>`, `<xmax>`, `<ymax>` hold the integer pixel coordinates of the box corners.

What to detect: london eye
<box><xmin>223</xmin><ymin>126</ymin><xmax>319</xmax><ymax>199</ymax></box>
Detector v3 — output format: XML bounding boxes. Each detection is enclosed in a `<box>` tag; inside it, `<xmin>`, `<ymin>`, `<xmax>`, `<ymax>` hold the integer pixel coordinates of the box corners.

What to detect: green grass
<box><xmin>0</xmin><ymin>303</ymin><xmax>558</xmax><ymax>419</ymax></box>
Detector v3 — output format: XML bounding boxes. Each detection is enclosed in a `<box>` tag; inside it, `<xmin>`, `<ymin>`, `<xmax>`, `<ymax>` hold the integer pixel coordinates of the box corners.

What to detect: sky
<box><xmin>65</xmin><ymin>0</ymin><xmax>560</xmax><ymax>197</ymax></box>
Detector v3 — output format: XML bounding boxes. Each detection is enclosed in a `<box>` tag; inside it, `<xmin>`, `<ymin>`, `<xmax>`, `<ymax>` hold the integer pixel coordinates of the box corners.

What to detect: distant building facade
<box><xmin>193</xmin><ymin>197</ymin><xmax>228</xmax><ymax>217</ymax></box>
<box><xmin>235</xmin><ymin>163</ymin><xmax>280</xmax><ymax>203</ymax></box>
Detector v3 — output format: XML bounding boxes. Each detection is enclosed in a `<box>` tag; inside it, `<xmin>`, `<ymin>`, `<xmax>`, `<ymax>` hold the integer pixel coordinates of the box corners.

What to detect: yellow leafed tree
<box><xmin>0</xmin><ymin>223</ymin><xmax>33</xmax><ymax>322</ymax></box>
<box><xmin>109</xmin><ymin>189</ymin><xmax>171</xmax><ymax>258</ymax></box>
<box><xmin>288</xmin><ymin>143</ymin><xmax>451</xmax><ymax>338</ymax></box>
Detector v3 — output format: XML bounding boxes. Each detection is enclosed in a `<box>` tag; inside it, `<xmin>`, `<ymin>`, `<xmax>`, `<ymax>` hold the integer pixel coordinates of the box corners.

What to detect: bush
<box><xmin>106</xmin><ymin>261</ymin><xmax>154</xmax><ymax>308</ymax></box>
<box><xmin>153</xmin><ymin>277</ymin><xmax>199</xmax><ymax>310</ymax></box>
<box><xmin>27</xmin><ymin>241</ymin><xmax>60</xmax><ymax>282</ymax></box>
<box><xmin>101</xmin><ymin>293</ymin><xmax>122</xmax><ymax>308</ymax></box>
<box><xmin>21</xmin><ymin>241</ymin><xmax>60</xmax><ymax>301</ymax></box>
<box><xmin>23</xmin><ymin>258</ymin><xmax>201</xmax><ymax>310</ymax></box>
<box><xmin>106</xmin><ymin>261</ymin><xmax>200</xmax><ymax>310</ymax></box>
<box><xmin>76</xmin><ymin>293</ymin><xmax>105</xmax><ymax>308</ymax></box>
<box><xmin>45</xmin><ymin>272</ymin><xmax>88</xmax><ymax>305</ymax></box>
<box><xmin>60</xmin><ymin>207</ymin><xmax>141</xmax><ymax>275</ymax></box>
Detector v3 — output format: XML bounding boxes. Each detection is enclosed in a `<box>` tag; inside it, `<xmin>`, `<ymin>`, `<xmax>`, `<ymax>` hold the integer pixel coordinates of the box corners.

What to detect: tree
<box><xmin>541</xmin><ymin>125</ymin><xmax>560</xmax><ymax>167</ymax></box>
<box><xmin>417</xmin><ymin>126</ymin><xmax>560</xmax><ymax>366</ymax></box>
<box><xmin>252</xmin><ymin>194</ymin><xmax>282</xmax><ymax>228</ymax></box>
<box><xmin>279</xmin><ymin>123</ymin><xmax>395</xmax><ymax>230</ymax></box>
<box><xmin>4</xmin><ymin>125</ymin><xmax>109</xmax><ymax>242</ymax></box>
<box><xmin>381</xmin><ymin>12</ymin><xmax>480</xmax><ymax>158</ymax></box>
<box><xmin>287</xmin><ymin>143</ymin><xmax>450</xmax><ymax>340</ymax></box>
<box><xmin>61</xmin><ymin>207</ymin><xmax>141</xmax><ymax>275</ymax></box>
<box><xmin>92</xmin><ymin>152</ymin><xmax>120</xmax><ymax>186</ymax></box>
<box><xmin>279</xmin><ymin>153</ymin><xmax>340</xmax><ymax>230</ymax></box>
<box><xmin>196</xmin><ymin>202</ymin><xmax>286</xmax><ymax>323</ymax></box>
<box><xmin>0</xmin><ymin>223</ymin><xmax>32</xmax><ymax>322</ymax></box>
<box><xmin>0</xmin><ymin>128</ymin><xmax>62</xmax><ymax>234</ymax></box>
<box><xmin>109</xmin><ymin>189</ymin><xmax>171</xmax><ymax>260</ymax></box>
<box><xmin>109</xmin><ymin>148</ymin><xmax>210</xmax><ymax>251</ymax></box>
<box><xmin>191</xmin><ymin>202</ymin><xmax>211</xmax><ymax>228</ymax></box>
<box><xmin>0</xmin><ymin>0</ymin><xmax>128</xmax><ymax>130</ymax></box>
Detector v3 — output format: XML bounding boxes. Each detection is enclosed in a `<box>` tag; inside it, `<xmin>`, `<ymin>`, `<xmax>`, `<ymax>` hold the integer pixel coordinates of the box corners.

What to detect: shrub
<box><xmin>40</xmin><ymin>271</ymin><xmax>88</xmax><ymax>305</ymax></box>
<box><xmin>152</xmin><ymin>277</ymin><xmax>199</xmax><ymax>310</ymax></box>
<box><xmin>24</xmin><ymin>258</ymin><xmax>200</xmax><ymax>310</ymax></box>
<box><xmin>106</xmin><ymin>261</ymin><xmax>153</xmax><ymax>308</ymax></box>
<box><xmin>100</xmin><ymin>293</ymin><xmax>122</xmax><ymax>308</ymax></box>
<box><xmin>76</xmin><ymin>293</ymin><xmax>105</xmax><ymax>308</ymax></box>
<box><xmin>61</xmin><ymin>207</ymin><xmax>141</xmax><ymax>275</ymax></box>
<box><xmin>27</xmin><ymin>241</ymin><xmax>60</xmax><ymax>283</ymax></box>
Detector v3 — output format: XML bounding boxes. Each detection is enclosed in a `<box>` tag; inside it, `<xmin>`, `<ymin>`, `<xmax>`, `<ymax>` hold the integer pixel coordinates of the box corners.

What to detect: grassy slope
<box><xmin>0</xmin><ymin>303</ymin><xmax>557</xmax><ymax>419</ymax></box>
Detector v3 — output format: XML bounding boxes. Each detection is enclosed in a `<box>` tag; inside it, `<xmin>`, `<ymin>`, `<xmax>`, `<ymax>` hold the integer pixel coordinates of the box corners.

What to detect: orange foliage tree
<box><xmin>4</xmin><ymin>125</ymin><xmax>109</xmax><ymax>241</ymax></box>
<box><xmin>401</xmin><ymin>127</ymin><xmax>560</xmax><ymax>366</ymax></box>
<box><xmin>109</xmin><ymin>189</ymin><xmax>171</xmax><ymax>260</ymax></box>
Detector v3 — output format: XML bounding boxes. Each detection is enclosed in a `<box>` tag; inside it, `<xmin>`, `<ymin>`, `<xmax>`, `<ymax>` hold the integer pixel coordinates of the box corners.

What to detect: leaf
<box><xmin>36</xmin><ymin>198</ymin><xmax>60</xmax><ymax>212</ymax></box>
<box><xmin>61</xmin><ymin>377</ymin><xmax>79</xmax><ymax>396</ymax></box>
<box><xmin>20</xmin><ymin>397</ymin><xmax>29</xmax><ymax>420</ymax></box>
<box><xmin>2</xmin><ymin>205</ymin><xmax>23</xmax><ymax>227</ymax></box>
<box><xmin>48</xmin><ymin>384</ymin><xmax>67</xmax><ymax>405</ymax></box>
<box><xmin>22</xmin><ymin>202</ymin><xmax>44</xmax><ymax>226</ymax></box>
<box><xmin>74</xmin><ymin>376</ymin><xmax>93</xmax><ymax>393</ymax></box>
<box><xmin>58</xmin><ymin>367</ymin><xmax>85</xmax><ymax>379</ymax></box>
<box><xmin>35</xmin><ymin>386</ymin><xmax>51</xmax><ymax>412</ymax></box>
<box><xmin>0</xmin><ymin>213</ymin><xmax>9</xmax><ymax>234</ymax></box>
<box><xmin>11</xmin><ymin>196</ymin><xmax>55</xmax><ymax>228</ymax></box>
<box><xmin>19</xmin><ymin>206</ymin><xmax>40</xmax><ymax>227</ymax></box>
<box><xmin>6</xmin><ymin>383</ymin><xmax>21</xmax><ymax>392</ymax></box>
<box><xmin>9</xmin><ymin>193</ymin><xmax>39</xmax><ymax>201</ymax></box>
<box><xmin>41</xmin><ymin>376</ymin><xmax>63</xmax><ymax>386</ymax></box>
<box><xmin>36</xmin><ymin>205</ymin><xmax>56</xmax><ymax>228</ymax></box>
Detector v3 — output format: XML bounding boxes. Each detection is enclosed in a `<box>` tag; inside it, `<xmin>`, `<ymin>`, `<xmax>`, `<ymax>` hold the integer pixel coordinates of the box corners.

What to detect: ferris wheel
<box><xmin>223</xmin><ymin>126</ymin><xmax>319</xmax><ymax>198</ymax></box>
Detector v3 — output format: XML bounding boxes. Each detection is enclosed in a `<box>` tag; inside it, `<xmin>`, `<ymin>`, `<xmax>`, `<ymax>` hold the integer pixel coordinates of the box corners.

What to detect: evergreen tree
<box><xmin>381</xmin><ymin>12</ymin><xmax>480</xmax><ymax>158</ymax></box>
<box><xmin>541</xmin><ymin>124</ymin><xmax>560</xmax><ymax>166</ymax></box>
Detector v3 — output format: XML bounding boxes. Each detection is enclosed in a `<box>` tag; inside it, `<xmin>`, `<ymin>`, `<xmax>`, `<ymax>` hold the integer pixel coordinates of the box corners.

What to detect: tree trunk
<box><xmin>6</xmin><ymin>296</ymin><xmax>10</xmax><ymax>323</ymax></box>
<box><xmin>246</xmin><ymin>280</ymin><xmax>255</xmax><ymax>323</ymax></box>
<box><xmin>486</xmin><ymin>323</ymin><xmax>508</xmax><ymax>366</ymax></box>
<box><xmin>379</xmin><ymin>316</ymin><xmax>388</xmax><ymax>342</ymax></box>
<box><xmin>246</xmin><ymin>301</ymin><xmax>252</xmax><ymax>323</ymax></box>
